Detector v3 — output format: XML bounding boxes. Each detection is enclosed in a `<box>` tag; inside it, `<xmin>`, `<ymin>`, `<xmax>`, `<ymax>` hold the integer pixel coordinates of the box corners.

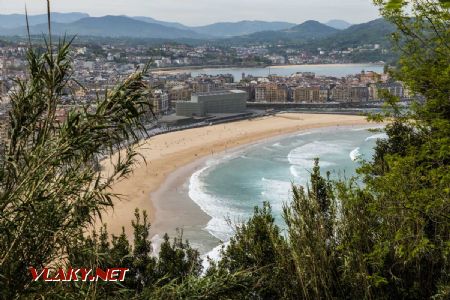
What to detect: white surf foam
<box><xmin>365</xmin><ymin>133</ymin><xmax>388</xmax><ymax>141</ymax></box>
<box><xmin>351</xmin><ymin>125</ymin><xmax>385</xmax><ymax>132</ymax></box>
<box><xmin>201</xmin><ymin>241</ymin><xmax>230</xmax><ymax>273</ymax></box>
<box><xmin>287</xmin><ymin>141</ymin><xmax>341</xmax><ymax>168</ymax></box>
<box><xmin>297</xmin><ymin>131</ymin><xmax>313</xmax><ymax>136</ymax></box>
<box><xmin>287</xmin><ymin>141</ymin><xmax>344</xmax><ymax>176</ymax></box>
<box><xmin>260</xmin><ymin>178</ymin><xmax>291</xmax><ymax>212</ymax></box>
<box><xmin>150</xmin><ymin>234</ymin><xmax>162</xmax><ymax>257</ymax></box>
<box><xmin>188</xmin><ymin>158</ymin><xmax>248</xmax><ymax>242</ymax></box>
<box><xmin>263</xmin><ymin>146</ymin><xmax>276</xmax><ymax>152</ymax></box>
<box><xmin>290</xmin><ymin>165</ymin><xmax>300</xmax><ymax>178</ymax></box>
<box><xmin>349</xmin><ymin>147</ymin><xmax>361</xmax><ymax>161</ymax></box>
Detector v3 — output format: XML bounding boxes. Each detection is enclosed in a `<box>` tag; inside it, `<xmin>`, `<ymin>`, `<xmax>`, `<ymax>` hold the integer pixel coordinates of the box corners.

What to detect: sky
<box><xmin>0</xmin><ymin>0</ymin><xmax>381</xmax><ymax>26</ymax></box>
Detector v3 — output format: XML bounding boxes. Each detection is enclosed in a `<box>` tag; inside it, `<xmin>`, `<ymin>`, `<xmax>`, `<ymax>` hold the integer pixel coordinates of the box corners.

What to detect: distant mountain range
<box><xmin>131</xmin><ymin>16</ymin><xmax>191</xmax><ymax>31</ymax></box>
<box><xmin>237</xmin><ymin>20</ymin><xmax>339</xmax><ymax>42</ymax></box>
<box><xmin>326</xmin><ymin>19</ymin><xmax>352</xmax><ymax>30</ymax></box>
<box><xmin>1</xmin><ymin>15</ymin><xmax>204</xmax><ymax>39</ymax></box>
<box><xmin>308</xmin><ymin>18</ymin><xmax>396</xmax><ymax>49</ymax></box>
<box><xmin>0</xmin><ymin>13</ymin><xmax>393</xmax><ymax>48</ymax></box>
<box><xmin>0</xmin><ymin>14</ymin><xmax>299</xmax><ymax>39</ymax></box>
<box><xmin>191</xmin><ymin>21</ymin><xmax>296</xmax><ymax>37</ymax></box>
<box><xmin>0</xmin><ymin>12</ymin><xmax>89</xmax><ymax>28</ymax></box>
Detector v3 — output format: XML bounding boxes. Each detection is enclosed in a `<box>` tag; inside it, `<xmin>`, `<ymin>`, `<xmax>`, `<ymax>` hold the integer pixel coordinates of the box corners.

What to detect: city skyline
<box><xmin>0</xmin><ymin>0</ymin><xmax>381</xmax><ymax>26</ymax></box>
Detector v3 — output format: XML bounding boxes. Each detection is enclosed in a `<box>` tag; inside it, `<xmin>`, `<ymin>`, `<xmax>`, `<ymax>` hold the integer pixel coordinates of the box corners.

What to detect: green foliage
<box><xmin>362</xmin><ymin>2</ymin><xmax>450</xmax><ymax>296</ymax></box>
<box><xmin>146</xmin><ymin>269</ymin><xmax>255</xmax><ymax>300</ymax></box>
<box><xmin>155</xmin><ymin>232</ymin><xmax>202</xmax><ymax>286</ymax></box>
<box><xmin>91</xmin><ymin>210</ymin><xmax>202</xmax><ymax>298</ymax></box>
<box><xmin>217</xmin><ymin>203</ymin><xmax>295</xmax><ymax>299</ymax></box>
<box><xmin>130</xmin><ymin>209</ymin><xmax>156</xmax><ymax>292</ymax></box>
<box><xmin>0</xmin><ymin>36</ymin><xmax>152</xmax><ymax>297</ymax></box>
<box><xmin>282</xmin><ymin>160</ymin><xmax>339</xmax><ymax>299</ymax></box>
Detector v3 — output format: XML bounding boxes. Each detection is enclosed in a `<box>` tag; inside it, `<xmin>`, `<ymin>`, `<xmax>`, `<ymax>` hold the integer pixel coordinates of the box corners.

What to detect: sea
<box><xmin>186</xmin><ymin>63</ymin><xmax>384</xmax><ymax>79</ymax></box>
<box><xmin>180</xmin><ymin>125</ymin><xmax>387</xmax><ymax>263</ymax></box>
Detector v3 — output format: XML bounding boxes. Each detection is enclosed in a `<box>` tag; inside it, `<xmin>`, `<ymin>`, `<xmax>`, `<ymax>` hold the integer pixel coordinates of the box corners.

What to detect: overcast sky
<box><xmin>0</xmin><ymin>0</ymin><xmax>381</xmax><ymax>26</ymax></box>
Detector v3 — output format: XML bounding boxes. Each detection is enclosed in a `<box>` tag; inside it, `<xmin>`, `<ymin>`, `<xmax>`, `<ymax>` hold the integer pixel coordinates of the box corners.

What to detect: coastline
<box><xmin>100</xmin><ymin>113</ymin><xmax>371</xmax><ymax>240</ymax></box>
<box><xmin>150</xmin><ymin>62</ymin><xmax>384</xmax><ymax>75</ymax></box>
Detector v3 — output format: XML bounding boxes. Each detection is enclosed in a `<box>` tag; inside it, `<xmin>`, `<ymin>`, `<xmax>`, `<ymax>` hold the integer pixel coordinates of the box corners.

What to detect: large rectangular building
<box><xmin>176</xmin><ymin>90</ymin><xmax>247</xmax><ymax>117</ymax></box>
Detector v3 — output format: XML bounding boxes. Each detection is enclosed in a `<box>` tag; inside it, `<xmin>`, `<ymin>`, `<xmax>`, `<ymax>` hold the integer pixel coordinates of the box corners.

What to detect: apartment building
<box><xmin>254</xmin><ymin>83</ymin><xmax>287</xmax><ymax>102</ymax></box>
<box><xmin>293</xmin><ymin>86</ymin><xmax>328</xmax><ymax>103</ymax></box>
<box><xmin>331</xmin><ymin>85</ymin><xmax>368</xmax><ymax>102</ymax></box>
<box><xmin>169</xmin><ymin>85</ymin><xmax>191</xmax><ymax>102</ymax></box>
<box><xmin>151</xmin><ymin>89</ymin><xmax>169</xmax><ymax>114</ymax></box>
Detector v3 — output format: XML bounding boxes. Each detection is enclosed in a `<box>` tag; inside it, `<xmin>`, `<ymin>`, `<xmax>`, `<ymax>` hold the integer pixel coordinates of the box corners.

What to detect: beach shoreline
<box><xmin>99</xmin><ymin>113</ymin><xmax>372</xmax><ymax>241</ymax></box>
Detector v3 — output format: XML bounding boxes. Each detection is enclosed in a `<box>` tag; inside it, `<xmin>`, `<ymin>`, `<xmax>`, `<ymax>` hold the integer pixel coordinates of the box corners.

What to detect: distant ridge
<box><xmin>2</xmin><ymin>15</ymin><xmax>206</xmax><ymax>39</ymax></box>
<box><xmin>0</xmin><ymin>12</ymin><xmax>89</xmax><ymax>28</ymax></box>
<box><xmin>326</xmin><ymin>19</ymin><xmax>352</xmax><ymax>30</ymax></box>
<box><xmin>285</xmin><ymin>20</ymin><xmax>339</xmax><ymax>38</ymax></box>
<box><xmin>0</xmin><ymin>13</ymin><xmax>393</xmax><ymax>49</ymax></box>
<box><xmin>132</xmin><ymin>16</ymin><xmax>191</xmax><ymax>31</ymax></box>
<box><xmin>236</xmin><ymin>20</ymin><xmax>339</xmax><ymax>42</ymax></box>
<box><xmin>191</xmin><ymin>21</ymin><xmax>297</xmax><ymax>37</ymax></box>
<box><xmin>314</xmin><ymin>18</ymin><xmax>395</xmax><ymax>48</ymax></box>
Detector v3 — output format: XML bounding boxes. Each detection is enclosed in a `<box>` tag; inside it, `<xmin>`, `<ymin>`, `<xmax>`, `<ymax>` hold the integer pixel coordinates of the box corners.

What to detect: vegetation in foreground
<box><xmin>1</xmin><ymin>0</ymin><xmax>449</xmax><ymax>299</ymax></box>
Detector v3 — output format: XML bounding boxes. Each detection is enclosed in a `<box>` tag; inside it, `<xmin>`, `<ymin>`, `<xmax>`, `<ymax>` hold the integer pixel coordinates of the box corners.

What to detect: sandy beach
<box><xmin>100</xmin><ymin>113</ymin><xmax>370</xmax><ymax>239</ymax></box>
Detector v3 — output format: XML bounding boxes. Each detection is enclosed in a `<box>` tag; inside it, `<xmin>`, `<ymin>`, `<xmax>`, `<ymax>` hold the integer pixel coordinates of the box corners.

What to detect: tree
<box><xmin>155</xmin><ymin>232</ymin><xmax>202</xmax><ymax>286</ymax></box>
<box><xmin>0</xmin><ymin>18</ymin><xmax>152</xmax><ymax>300</ymax></box>
<box><xmin>363</xmin><ymin>1</ymin><xmax>450</xmax><ymax>297</ymax></box>
<box><xmin>217</xmin><ymin>203</ymin><xmax>293</xmax><ymax>299</ymax></box>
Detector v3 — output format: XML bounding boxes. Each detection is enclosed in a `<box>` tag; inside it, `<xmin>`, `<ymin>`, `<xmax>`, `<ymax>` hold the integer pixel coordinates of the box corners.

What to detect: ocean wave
<box><xmin>297</xmin><ymin>131</ymin><xmax>313</xmax><ymax>136</ymax></box>
<box><xmin>273</xmin><ymin>156</ymin><xmax>289</xmax><ymax>163</ymax></box>
<box><xmin>290</xmin><ymin>165</ymin><xmax>301</xmax><ymax>178</ymax></box>
<box><xmin>201</xmin><ymin>241</ymin><xmax>230</xmax><ymax>273</ymax></box>
<box><xmin>349</xmin><ymin>147</ymin><xmax>361</xmax><ymax>161</ymax></box>
<box><xmin>290</xmin><ymin>164</ymin><xmax>331</xmax><ymax>184</ymax></box>
<box><xmin>260</xmin><ymin>178</ymin><xmax>291</xmax><ymax>212</ymax></box>
<box><xmin>263</xmin><ymin>146</ymin><xmax>276</xmax><ymax>152</ymax></box>
<box><xmin>287</xmin><ymin>141</ymin><xmax>342</xmax><ymax>167</ymax></box>
<box><xmin>365</xmin><ymin>133</ymin><xmax>388</xmax><ymax>141</ymax></box>
<box><xmin>188</xmin><ymin>164</ymin><xmax>245</xmax><ymax>242</ymax></box>
<box><xmin>351</xmin><ymin>125</ymin><xmax>385</xmax><ymax>132</ymax></box>
<box><xmin>150</xmin><ymin>234</ymin><xmax>162</xmax><ymax>257</ymax></box>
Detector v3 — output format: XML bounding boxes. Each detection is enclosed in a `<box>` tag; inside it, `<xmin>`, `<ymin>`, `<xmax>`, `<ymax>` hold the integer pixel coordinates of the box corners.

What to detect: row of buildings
<box><xmin>146</xmin><ymin>70</ymin><xmax>408</xmax><ymax>115</ymax></box>
<box><xmin>253</xmin><ymin>82</ymin><xmax>404</xmax><ymax>103</ymax></box>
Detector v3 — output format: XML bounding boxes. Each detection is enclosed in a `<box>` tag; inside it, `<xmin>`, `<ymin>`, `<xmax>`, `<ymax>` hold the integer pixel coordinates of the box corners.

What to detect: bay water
<box><xmin>187</xmin><ymin>125</ymin><xmax>386</xmax><ymax>248</ymax></box>
<box><xmin>188</xmin><ymin>63</ymin><xmax>384</xmax><ymax>79</ymax></box>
